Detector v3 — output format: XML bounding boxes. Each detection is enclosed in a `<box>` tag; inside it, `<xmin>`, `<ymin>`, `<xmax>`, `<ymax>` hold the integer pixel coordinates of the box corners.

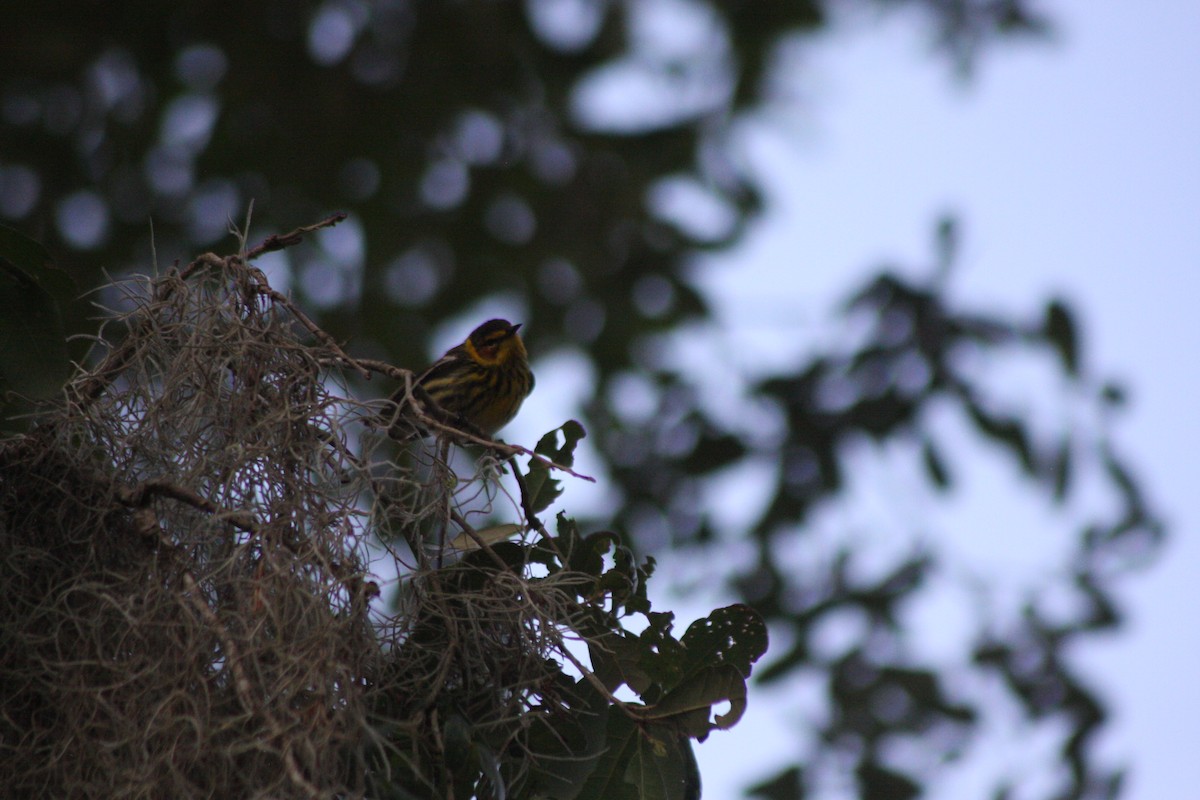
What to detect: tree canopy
<box><xmin>0</xmin><ymin>2</ymin><xmax>1161</xmax><ymax>798</ymax></box>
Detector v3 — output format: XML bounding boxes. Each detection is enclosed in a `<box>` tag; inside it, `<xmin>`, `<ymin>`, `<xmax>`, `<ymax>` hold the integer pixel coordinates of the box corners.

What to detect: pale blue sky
<box><xmin>478</xmin><ymin>0</ymin><xmax>1198</xmax><ymax>795</ymax></box>
<box><xmin>668</xmin><ymin>1</ymin><xmax>1199</xmax><ymax>796</ymax></box>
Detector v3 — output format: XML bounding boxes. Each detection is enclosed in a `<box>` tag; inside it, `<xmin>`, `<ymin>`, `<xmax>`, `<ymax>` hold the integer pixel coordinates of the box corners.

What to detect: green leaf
<box><xmin>0</xmin><ymin>225</ymin><xmax>76</xmax><ymax>430</ymax></box>
<box><xmin>597</xmin><ymin>541</ymin><xmax>650</xmax><ymax>613</ymax></box>
<box><xmin>588</xmin><ymin>605</ymin><xmax>767</xmax><ymax>741</ymax></box>
<box><xmin>528</xmin><ymin>513</ymin><xmax>585</xmax><ymax>573</ymax></box>
<box><xmin>575</xmin><ymin>712</ymin><xmax>698</xmax><ymax>800</ymax></box>
<box><xmin>634</xmin><ymin>611</ymin><xmax>685</xmax><ymax>693</ymax></box>
<box><xmin>580</xmin><ymin>607</ymin><xmax>674</xmax><ymax>698</ymax></box>
<box><xmin>680</xmin><ymin>604</ymin><xmax>768</xmax><ymax>679</ymax></box>
<box><xmin>633</xmin><ymin>605</ymin><xmax>768</xmax><ymax>739</ymax></box>
<box><xmin>624</xmin><ymin>722</ymin><xmax>700</xmax><ymax>800</ymax></box>
<box><xmin>635</xmin><ymin>663</ymin><xmax>748</xmax><ymax>740</ymax></box>
<box><xmin>587</xmin><ymin>627</ymin><xmax>655</xmax><ymax>695</ymax></box>
<box><xmin>573</xmin><ymin>711</ymin><xmax>644</xmax><ymax>800</ymax></box>
<box><xmin>524</xmin><ymin>420</ymin><xmax>587</xmax><ymax>514</ymax></box>
<box><xmin>574</xmin><ymin>530</ymin><xmax>621</xmax><ymax>577</ymax></box>
<box><xmin>535</xmin><ymin>518</ymin><xmax>655</xmax><ymax>614</ymax></box>
<box><xmin>521</xmin><ymin>680</ymin><xmax>612</xmax><ymax>799</ymax></box>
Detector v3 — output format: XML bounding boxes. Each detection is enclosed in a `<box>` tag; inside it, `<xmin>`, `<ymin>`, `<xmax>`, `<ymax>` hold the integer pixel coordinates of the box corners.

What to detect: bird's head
<box><xmin>464</xmin><ymin>319</ymin><xmax>527</xmax><ymax>366</ymax></box>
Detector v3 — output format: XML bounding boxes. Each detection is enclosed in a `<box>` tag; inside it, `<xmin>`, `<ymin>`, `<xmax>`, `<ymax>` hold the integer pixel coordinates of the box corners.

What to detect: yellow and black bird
<box><xmin>386</xmin><ymin>318</ymin><xmax>534</xmax><ymax>440</ymax></box>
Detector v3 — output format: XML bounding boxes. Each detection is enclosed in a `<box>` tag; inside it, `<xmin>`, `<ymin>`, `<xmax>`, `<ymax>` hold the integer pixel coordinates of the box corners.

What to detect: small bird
<box><xmin>386</xmin><ymin>319</ymin><xmax>534</xmax><ymax>440</ymax></box>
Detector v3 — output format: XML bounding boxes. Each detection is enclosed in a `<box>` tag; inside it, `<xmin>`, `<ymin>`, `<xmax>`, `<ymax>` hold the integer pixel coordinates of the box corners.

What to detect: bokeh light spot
<box><xmin>56</xmin><ymin>190</ymin><xmax>110</xmax><ymax>249</ymax></box>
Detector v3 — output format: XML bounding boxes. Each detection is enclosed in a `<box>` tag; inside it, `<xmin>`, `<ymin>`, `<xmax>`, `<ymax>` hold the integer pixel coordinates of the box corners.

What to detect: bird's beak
<box><xmin>509</xmin><ymin>323</ymin><xmax>523</xmax><ymax>335</ymax></box>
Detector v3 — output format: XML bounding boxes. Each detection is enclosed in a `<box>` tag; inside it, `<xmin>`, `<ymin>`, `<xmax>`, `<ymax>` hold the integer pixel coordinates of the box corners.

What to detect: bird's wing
<box><xmin>416</xmin><ymin>344</ymin><xmax>470</xmax><ymax>388</ymax></box>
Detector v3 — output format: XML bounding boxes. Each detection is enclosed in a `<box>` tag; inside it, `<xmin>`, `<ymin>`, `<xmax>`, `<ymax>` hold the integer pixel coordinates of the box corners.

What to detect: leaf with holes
<box><xmin>524</xmin><ymin>420</ymin><xmax>587</xmax><ymax>514</ymax></box>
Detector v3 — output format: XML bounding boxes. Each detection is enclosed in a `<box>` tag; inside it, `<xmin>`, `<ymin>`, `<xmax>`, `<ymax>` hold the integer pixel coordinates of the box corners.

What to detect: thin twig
<box><xmin>340</xmin><ymin>356</ymin><xmax>595</xmax><ymax>484</ymax></box>
<box><xmin>244</xmin><ymin>212</ymin><xmax>348</xmax><ymax>260</ymax></box>
<box><xmin>449</xmin><ymin>508</ymin><xmax>513</xmax><ymax>574</ymax></box>
<box><xmin>411</xmin><ymin>410</ymin><xmax>594</xmax><ymax>483</ymax></box>
<box><xmin>337</xmin><ymin>357</ymin><xmax>412</xmax><ymax>381</ymax></box>
<box><xmin>119</xmin><ymin>478</ymin><xmax>257</xmax><ymax>533</ymax></box>
<box><xmin>554</xmin><ymin>634</ymin><xmax>635</xmax><ymax>715</ymax></box>
<box><xmin>500</xmin><ymin>442</ymin><xmax>595</xmax><ymax>483</ymax></box>
<box><xmin>509</xmin><ymin>456</ymin><xmax>547</xmax><ymax>536</ymax></box>
<box><xmin>255</xmin><ymin>282</ymin><xmax>371</xmax><ymax>380</ymax></box>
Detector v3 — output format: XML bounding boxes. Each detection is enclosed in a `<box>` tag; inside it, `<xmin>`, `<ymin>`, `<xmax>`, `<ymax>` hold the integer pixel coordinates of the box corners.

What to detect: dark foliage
<box><xmin>1</xmin><ymin>1</ymin><xmax>1159</xmax><ymax>798</ymax></box>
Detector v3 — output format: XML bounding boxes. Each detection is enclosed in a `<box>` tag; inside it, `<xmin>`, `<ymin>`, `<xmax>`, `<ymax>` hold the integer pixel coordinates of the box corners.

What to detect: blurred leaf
<box><xmin>748</xmin><ymin>766</ymin><xmax>804</xmax><ymax>800</ymax></box>
<box><xmin>934</xmin><ymin>214</ymin><xmax>959</xmax><ymax>272</ymax></box>
<box><xmin>0</xmin><ymin>226</ymin><xmax>75</xmax><ymax>429</ymax></box>
<box><xmin>1044</xmin><ymin>298</ymin><xmax>1080</xmax><ymax>377</ymax></box>
<box><xmin>684</xmin><ymin>430</ymin><xmax>746</xmax><ymax>474</ymax></box>
<box><xmin>964</xmin><ymin>399</ymin><xmax>1036</xmax><ymax>474</ymax></box>
<box><xmin>843</xmin><ymin>272</ymin><xmax>903</xmax><ymax>315</ymax></box>
<box><xmin>0</xmin><ymin>226</ymin><xmax>75</xmax><ymax>304</ymax></box>
<box><xmin>755</xmin><ymin>636</ymin><xmax>809</xmax><ymax>685</ymax></box>
<box><xmin>856</xmin><ymin>763</ymin><xmax>920</xmax><ymax>800</ymax></box>
<box><xmin>921</xmin><ymin>438</ymin><xmax>952</xmax><ymax>490</ymax></box>
<box><xmin>1051</xmin><ymin>436</ymin><xmax>1072</xmax><ymax>502</ymax></box>
<box><xmin>1101</xmin><ymin>382</ymin><xmax>1127</xmax><ymax>407</ymax></box>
